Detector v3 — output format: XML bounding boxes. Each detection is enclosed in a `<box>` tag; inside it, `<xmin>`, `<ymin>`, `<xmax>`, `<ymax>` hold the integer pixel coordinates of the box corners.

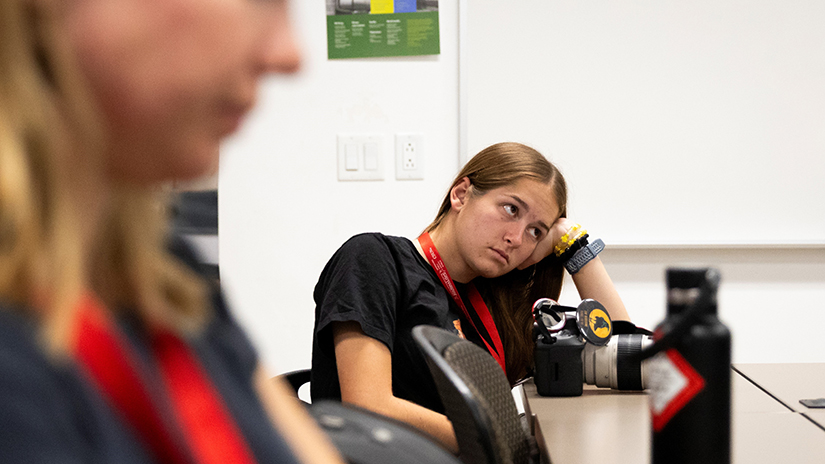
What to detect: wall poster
<box><xmin>326</xmin><ymin>1</ymin><xmax>440</xmax><ymax>59</ymax></box>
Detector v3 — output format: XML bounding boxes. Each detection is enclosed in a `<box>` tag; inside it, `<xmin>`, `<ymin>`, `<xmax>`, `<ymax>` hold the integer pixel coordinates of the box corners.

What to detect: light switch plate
<box><xmin>337</xmin><ymin>134</ymin><xmax>385</xmax><ymax>181</ymax></box>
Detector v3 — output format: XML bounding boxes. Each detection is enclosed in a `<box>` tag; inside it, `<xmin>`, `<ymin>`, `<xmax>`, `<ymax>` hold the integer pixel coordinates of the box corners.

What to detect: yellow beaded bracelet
<box><xmin>554</xmin><ymin>224</ymin><xmax>588</xmax><ymax>257</ymax></box>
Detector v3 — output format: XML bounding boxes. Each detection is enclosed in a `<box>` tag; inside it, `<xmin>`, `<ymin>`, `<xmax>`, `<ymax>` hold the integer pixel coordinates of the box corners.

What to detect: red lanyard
<box><xmin>73</xmin><ymin>293</ymin><xmax>258</xmax><ymax>464</ymax></box>
<box><xmin>418</xmin><ymin>232</ymin><xmax>507</xmax><ymax>374</ymax></box>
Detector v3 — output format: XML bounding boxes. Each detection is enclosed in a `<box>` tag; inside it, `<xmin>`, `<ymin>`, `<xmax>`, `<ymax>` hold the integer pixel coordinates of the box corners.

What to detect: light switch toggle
<box><xmin>364</xmin><ymin>142</ymin><xmax>379</xmax><ymax>171</ymax></box>
<box><xmin>345</xmin><ymin>143</ymin><xmax>359</xmax><ymax>171</ymax></box>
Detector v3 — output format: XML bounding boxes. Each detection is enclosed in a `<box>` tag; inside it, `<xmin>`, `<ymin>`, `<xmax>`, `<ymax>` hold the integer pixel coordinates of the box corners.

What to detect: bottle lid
<box><xmin>666</xmin><ymin>268</ymin><xmax>709</xmax><ymax>289</ymax></box>
<box><xmin>666</xmin><ymin>268</ymin><xmax>719</xmax><ymax>316</ymax></box>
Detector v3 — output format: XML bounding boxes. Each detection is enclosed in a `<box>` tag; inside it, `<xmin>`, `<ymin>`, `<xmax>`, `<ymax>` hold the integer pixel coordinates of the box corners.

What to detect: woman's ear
<box><xmin>449</xmin><ymin>177</ymin><xmax>471</xmax><ymax>211</ymax></box>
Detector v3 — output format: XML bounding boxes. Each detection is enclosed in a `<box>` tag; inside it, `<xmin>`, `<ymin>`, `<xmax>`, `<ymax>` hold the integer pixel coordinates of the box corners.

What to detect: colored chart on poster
<box><xmin>370</xmin><ymin>0</ymin><xmax>393</xmax><ymax>14</ymax></box>
<box><xmin>327</xmin><ymin>1</ymin><xmax>440</xmax><ymax>59</ymax></box>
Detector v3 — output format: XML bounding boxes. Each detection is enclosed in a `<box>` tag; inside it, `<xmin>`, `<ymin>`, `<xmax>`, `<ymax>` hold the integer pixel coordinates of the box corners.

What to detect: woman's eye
<box><xmin>528</xmin><ymin>228</ymin><xmax>542</xmax><ymax>239</ymax></box>
<box><xmin>504</xmin><ymin>204</ymin><xmax>518</xmax><ymax>216</ymax></box>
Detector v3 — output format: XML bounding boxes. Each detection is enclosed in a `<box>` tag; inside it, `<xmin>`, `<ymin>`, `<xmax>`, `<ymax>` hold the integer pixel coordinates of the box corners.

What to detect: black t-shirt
<box><xmin>310</xmin><ymin>233</ymin><xmax>486</xmax><ymax>413</ymax></box>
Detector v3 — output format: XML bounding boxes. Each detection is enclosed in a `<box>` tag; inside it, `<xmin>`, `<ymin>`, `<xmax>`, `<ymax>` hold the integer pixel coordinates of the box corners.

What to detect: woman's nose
<box><xmin>504</xmin><ymin>224</ymin><xmax>524</xmax><ymax>247</ymax></box>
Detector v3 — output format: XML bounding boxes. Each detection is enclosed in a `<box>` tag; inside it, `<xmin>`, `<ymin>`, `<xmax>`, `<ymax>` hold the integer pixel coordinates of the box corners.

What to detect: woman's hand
<box><xmin>517</xmin><ymin>217</ymin><xmax>579</xmax><ymax>270</ymax></box>
<box><xmin>518</xmin><ymin>217</ymin><xmax>632</xmax><ymax>321</ymax></box>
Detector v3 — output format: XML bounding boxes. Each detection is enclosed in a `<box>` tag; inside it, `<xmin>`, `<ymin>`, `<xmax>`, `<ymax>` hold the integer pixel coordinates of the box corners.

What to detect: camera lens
<box><xmin>582</xmin><ymin>334</ymin><xmax>652</xmax><ymax>390</ymax></box>
<box><xmin>616</xmin><ymin>334</ymin><xmax>648</xmax><ymax>390</ymax></box>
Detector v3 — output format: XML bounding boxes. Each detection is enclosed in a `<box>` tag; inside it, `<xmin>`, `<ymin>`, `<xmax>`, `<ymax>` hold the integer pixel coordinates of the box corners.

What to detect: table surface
<box><xmin>733</xmin><ymin>363</ymin><xmax>825</xmax><ymax>427</ymax></box>
<box><xmin>523</xmin><ymin>363</ymin><xmax>825</xmax><ymax>464</ymax></box>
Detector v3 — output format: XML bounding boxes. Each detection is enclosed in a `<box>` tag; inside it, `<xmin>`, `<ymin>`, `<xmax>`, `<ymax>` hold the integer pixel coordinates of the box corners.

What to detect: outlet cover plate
<box><xmin>395</xmin><ymin>133</ymin><xmax>424</xmax><ymax>180</ymax></box>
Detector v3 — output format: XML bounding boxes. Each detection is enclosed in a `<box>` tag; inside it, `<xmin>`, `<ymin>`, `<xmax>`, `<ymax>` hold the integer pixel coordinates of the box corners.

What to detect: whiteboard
<box><xmin>465</xmin><ymin>0</ymin><xmax>825</xmax><ymax>246</ymax></box>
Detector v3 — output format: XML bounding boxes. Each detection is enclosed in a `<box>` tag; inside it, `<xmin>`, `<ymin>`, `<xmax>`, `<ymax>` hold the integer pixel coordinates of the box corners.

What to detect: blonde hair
<box><xmin>427</xmin><ymin>142</ymin><xmax>568</xmax><ymax>384</ymax></box>
<box><xmin>0</xmin><ymin>0</ymin><xmax>207</xmax><ymax>350</ymax></box>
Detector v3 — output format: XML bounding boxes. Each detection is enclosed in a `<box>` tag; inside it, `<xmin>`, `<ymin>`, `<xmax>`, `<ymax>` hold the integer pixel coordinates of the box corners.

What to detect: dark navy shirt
<box><xmin>0</xmin><ymin>237</ymin><xmax>300</xmax><ymax>463</ymax></box>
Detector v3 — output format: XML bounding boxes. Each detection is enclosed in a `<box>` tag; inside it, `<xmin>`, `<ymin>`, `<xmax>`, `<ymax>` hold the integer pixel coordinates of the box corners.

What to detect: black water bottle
<box><xmin>650</xmin><ymin>268</ymin><xmax>731</xmax><ymax>464</ymax></box>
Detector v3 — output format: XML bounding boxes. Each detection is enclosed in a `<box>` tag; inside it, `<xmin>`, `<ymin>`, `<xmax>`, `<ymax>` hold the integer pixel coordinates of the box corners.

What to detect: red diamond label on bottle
<box><xmin>648</xmin><ymin>349</ymin><xmax>705</xmax><ymax>432</ymax></box>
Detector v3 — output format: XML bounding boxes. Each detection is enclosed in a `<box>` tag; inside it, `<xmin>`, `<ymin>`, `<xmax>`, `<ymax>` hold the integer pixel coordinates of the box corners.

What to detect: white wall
<box><xmin>219</xmin><ymin>1</ymin><xmax>460</xmax><ymax>374</ymax></box>
<box><xmin>557</xmin><ymin>247</ymin><xmax>825</xmax><ymax>364</ymax></box>
<box><xmin>464</xmin><ymin>0</ymin><xmax>825</xmax><ymax>365</ymax></box>
<box><xmin>466</xmin><ymin>0</ymin><xmax>825</xmax><ymax>247</ymax></box>
<box><xmin>220</xmin><ymin>1</ymin><xmax>825</xmax><ymax>375</ymax></box>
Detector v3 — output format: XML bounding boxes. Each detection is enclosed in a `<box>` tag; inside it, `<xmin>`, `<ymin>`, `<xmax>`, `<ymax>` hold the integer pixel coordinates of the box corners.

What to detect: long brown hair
<box><xmin>426</xmin><ymin>142</ymin><xmax>568</xmax><ymax>384</ymax></box>
<box><xmin>0</xmin><ymin>0</ymin><xmax>207</xmax><ymax>351</ymax></box>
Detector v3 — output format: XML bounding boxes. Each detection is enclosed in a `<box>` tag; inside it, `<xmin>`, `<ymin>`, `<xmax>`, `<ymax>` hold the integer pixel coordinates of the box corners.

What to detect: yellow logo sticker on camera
<box><xmin>589</xmin><ymin>308</ymin><xmax>612</xmax><ymax>340</ymax></box>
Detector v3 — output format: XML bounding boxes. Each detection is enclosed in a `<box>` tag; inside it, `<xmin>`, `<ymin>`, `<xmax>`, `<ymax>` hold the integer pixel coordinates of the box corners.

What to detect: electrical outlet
<box><xmin>402</xmin><ymin>140</ymin><xmax>417</xmax><ymax>170</ymax></box>
<box><xmin>395</xmin><ymin>133</ymin><xmax>424</xmax><ymax>180</ymax></box>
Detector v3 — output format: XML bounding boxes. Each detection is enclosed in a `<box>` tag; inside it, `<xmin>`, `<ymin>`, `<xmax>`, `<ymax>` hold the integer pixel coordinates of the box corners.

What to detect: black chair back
<box><xmin>278</xmin><ymin>368</ymin><xmax>311</xmax><ymax>402</ymax></box>
<box><xmin>412</xmin><ymin>325</ymin><xmax>535</xmax><ymax>464</ymax></box>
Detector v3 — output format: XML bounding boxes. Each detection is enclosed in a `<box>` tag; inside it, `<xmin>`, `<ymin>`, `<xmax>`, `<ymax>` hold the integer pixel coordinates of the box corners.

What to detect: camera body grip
<box><xmin>534</xmin><ymin>335</ymin><xmax>585</xmax><ymax>397</ymax></box>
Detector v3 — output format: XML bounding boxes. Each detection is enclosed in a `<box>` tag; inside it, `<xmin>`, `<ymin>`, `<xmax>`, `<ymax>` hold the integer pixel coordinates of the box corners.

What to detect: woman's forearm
<box><xmin>569</xmin><ymin>256</ymin><xmax>630</xmax><ymax>321</ymax></box>
<box><xmin>347</xmin><ymin>391</ymin><xmax>459</xmax><ymax>454</ymax></box>
<box><xmin>333</xmin><ymin>321</ymin><xmax>459</xmax><ymax>454</ymax></box>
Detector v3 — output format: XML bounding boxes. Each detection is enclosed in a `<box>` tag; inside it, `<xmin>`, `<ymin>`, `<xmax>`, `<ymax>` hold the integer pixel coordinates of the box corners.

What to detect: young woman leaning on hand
<box><xmin>311</xmin><ymin>142</ymin><xmax>634</xmax><ymax>452</ymax></box>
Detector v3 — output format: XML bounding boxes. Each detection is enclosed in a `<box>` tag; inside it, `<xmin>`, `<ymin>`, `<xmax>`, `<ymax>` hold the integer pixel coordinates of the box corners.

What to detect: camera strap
<box><xmin>418</xmin><ymin>232</ymin><xmax>506</xmax><ymax>374</ymax></box>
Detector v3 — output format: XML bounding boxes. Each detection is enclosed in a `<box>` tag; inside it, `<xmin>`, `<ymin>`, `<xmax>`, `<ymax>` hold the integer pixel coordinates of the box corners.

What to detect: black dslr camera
<box><xmin>533</xmin><ymin>298</ymin><xmax>652</xmax><ymax>396</ymax></box>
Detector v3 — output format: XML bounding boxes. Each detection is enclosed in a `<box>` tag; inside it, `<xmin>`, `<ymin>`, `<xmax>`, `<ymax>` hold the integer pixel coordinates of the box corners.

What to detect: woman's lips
<box><xmin>492</xmin><ymin>248</ymin><xmax>509</xmax><ymax>264</ymax></box>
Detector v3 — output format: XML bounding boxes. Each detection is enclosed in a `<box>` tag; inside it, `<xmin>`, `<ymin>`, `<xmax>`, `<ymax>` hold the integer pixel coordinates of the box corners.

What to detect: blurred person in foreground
<box><xmin>0</xmin><ymin>0</ymin><xmax>343</xmax><ymax>462</ymax></box>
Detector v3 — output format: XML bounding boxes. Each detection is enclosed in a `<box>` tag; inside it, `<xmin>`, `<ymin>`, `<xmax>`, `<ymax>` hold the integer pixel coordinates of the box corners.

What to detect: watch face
<box><xmin>576</xmin><ymin>299</ymin><xmax>612</xmax><ymax>346</ymax></box>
